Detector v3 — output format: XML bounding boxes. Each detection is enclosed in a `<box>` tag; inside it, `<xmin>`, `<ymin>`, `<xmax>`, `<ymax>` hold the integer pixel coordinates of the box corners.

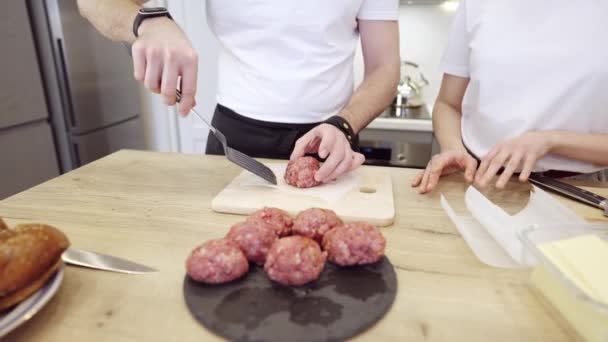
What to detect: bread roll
<box><xmin>0</xmin><ymin>224</ymin><xmax>69</xmax><ymax>298</ymax></box>
<box><xmin>0</xmin><ymin>259</ymin><xmax>63</xmax><ymax>311</ymax></box>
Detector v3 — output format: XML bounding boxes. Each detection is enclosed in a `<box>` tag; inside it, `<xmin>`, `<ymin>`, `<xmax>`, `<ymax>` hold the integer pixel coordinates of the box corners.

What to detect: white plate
<box><xmin>0</xmin><ymin>266</ymin><xmax>64</xmax><ymax>339</ymax></box>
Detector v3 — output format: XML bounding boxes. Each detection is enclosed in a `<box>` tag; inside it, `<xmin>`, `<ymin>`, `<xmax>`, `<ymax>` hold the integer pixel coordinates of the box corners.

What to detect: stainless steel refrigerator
<box><xmin>0</xmin><ymin>0</ymin><xmax>144</xmax><ymax>199</ymax></box>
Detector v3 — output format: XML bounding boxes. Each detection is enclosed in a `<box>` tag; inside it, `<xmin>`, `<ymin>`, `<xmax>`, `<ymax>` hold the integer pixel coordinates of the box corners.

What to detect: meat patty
<box><xmin>292</xmin><ymin>208</ymin><xmax>343</xmax><ymax>243</ymax></box>
<box><xmin>322</xmin><ymin>222</ymin><xmax>386</xmax><ymax>266</ymax></box>
<box><xmin>226</xmin><ymin>221</ymin><xmax>277</xmax><ymax>265</ymax></box>
<box><xmin>247</xmin><ymin>207</ymin><xmax>293</xmax><ymax>237</ymax></box>
<box><xmin>264</xmin><ymin>236</ymin><xmax>326</xmax><ymax>286</ymax></box>
<box><xmin>186</xmin><ymin>239</ymin><xmax>249</xmax><ymax>284</ymax></box>
<box><xmin>284</xmin><ymin>156</ymin><xmax>321</xmax><ymax>188</ymax></box>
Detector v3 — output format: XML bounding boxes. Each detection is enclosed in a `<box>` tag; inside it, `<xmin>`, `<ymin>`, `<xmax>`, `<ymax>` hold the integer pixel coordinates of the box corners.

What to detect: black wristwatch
<box><xmin>323</xmin><ymin>116</ymin><xmax>359</xmax><ymax>150</ymax></box>
<box><xmin>133</xmin><ymin>7</ymin><xmax>173</xmax><ymax>38</ymax></box>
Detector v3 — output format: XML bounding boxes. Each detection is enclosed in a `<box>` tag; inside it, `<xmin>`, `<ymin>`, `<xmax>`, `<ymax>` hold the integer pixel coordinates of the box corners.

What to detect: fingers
<box><xmin>178</xmin><ymin>51</ymin><xmax>198</xmax><ymax>116</ymax></box>
<box><xmin>290</xmin><ymin>129</ymin><xmax>319</xmax><ymax>160</ymax></box>
<box><xmin>316</xmin><ymin>126</ymin><xmax>336</xmax><ymax>159</ymax></box>
<box><xmin>519</xmin><ymin>154</ymin><xmax>536</xmax><ymax>182</ymax></box>
<box><xmin>326</xmin><ymin>144</ymin><xmax>353</xmax><ymax>181</ymax></box>
<box><xmin>143</xmin><ymin>48</ymin><xmax>163</xmax><ymax>93</ymax></box>
<box><xmin>417</xmin><ymin>164</ymin><xmax>433</xmax><ymax>194</ymax></box>
<box><xmin>315</xmin><ymin>139</ymin><xmax>345</xmax><ymax>183</ymax></box>
<box><xmin>476</xmin><ymin>151</ymin><xmax>508</xmax><ymax>187</ymax></box>
<box><xmin>495</xmin><ymin>153</ymin><xmax>522</xmax><ymax>189</ymax></box>
<box><xmin>160</xmin><ymin>59</ymin><xmax>178</xmax><ymax>106</ymax></box>
<box><xmin>424</xmin><ymin>155</ymin><xmax>451</xmax><ymax>192</ymax></box>
<box><xmin>350</xmin><ymin>152</ymin><xmax>365</xmax><ymax>170</ymax></box>
<box><xmin>130</xmin><ymin>36</ymin><xmax>199</xmax><ymax>116</ymax></box>
<box><xmin>475</xmin><ymin>147</ymin><xmax>497</xmax><ymax>180</ymax></box>
<box><xmin>463</xmin><ymin>155</ymin><xmax>478</xmax><ymax>183</ymax></box>
<box><xmin>132</xmin><ymin>42</ymin><xmax>146</xmax><ymax>83</ymax></box>
<box><xmin>411</xmin><ymin>170</ymin><xmax>424</xmax><ymax>187</ymax></box>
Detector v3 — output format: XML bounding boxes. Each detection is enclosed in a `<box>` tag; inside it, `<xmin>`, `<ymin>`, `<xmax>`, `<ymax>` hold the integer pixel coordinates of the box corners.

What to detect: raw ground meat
<box><xmin>226</xmin><ymin>221</ymin><xmax>277</xmax><ymax>265</ymax></box>
<box><xmin>284</xmin><ymin>156</ymin><xmax>321</xmax><ymax>188</ymax></box>
<box><xmin>264</xmin><ymin>236</ymin><xmax>327</xmax><ymax>286</ymax></box>
<box><xmin>247</xmin><ymin>207</ymin><xmax>293</xmax><ymax>237</ymax></box>
<box><xmin>322</xmin><ymin>222</ymin><xmax>386</xmax><ymax>266</ymax></box>
<box><xmin>292</xmin><ymin>208</ymin><xmax>343</xmax><ymax>243</ymax></box>
<box><xmin>186</xmin><ymin>239</ymin><xmax>249</xmax><ymax>284</ymax></box>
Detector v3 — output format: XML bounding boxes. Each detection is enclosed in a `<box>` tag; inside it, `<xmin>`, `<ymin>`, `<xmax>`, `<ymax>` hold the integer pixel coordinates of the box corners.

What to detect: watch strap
<box><xmin>133</xmin><ymin>8</ymin><xmax>173</xmax><ymax>38</ymax></box>
<box><xmin>323</xmin><ymin>116</ymin><xmax>359</xmax><ymax>151</ymax></box>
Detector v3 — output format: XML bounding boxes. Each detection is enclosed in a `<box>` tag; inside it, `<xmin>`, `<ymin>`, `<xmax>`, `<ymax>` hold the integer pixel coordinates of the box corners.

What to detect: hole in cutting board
<box><xmin>359</xmin><ymin>186</ymin><xmax>377</xmax><ymax>194</ymax></box>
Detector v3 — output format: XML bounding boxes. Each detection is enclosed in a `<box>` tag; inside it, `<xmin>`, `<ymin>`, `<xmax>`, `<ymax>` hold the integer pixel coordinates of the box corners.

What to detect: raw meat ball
<box><xmin>285</xmin><ymin>156</ymin><xmax>321</xmax><ymax>188</ymax></box>
<box><xmin>186</xmin><ymin>239</ymin><xmax>249</xmax><ymax>284</ymax></box>
<box><xmin>264</xmin><ymin>236</ymin><xmax>326</xmax><ymax>286</ymax></box>
<box><xmin>292</xmin><ymin>208</ymin><xmax>343</xmax><ymax>243</ymax></box>
<box><xmin>322</xmin><ymin>222</ymin><xmax>386</xmax><ymax>266</ymax></box>
<box><xmin>247</xmin><ymin>207</ymin><xmax>293</xmax><ymax>237</ymax></box>
<box><xmin>226</xmin><ymin>221</ymin><xmax>278</xmax><ymax>265</ymax></box>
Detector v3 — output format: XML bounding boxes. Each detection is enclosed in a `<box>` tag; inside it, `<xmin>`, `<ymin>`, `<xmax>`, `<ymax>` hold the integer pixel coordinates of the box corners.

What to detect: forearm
<box><xmin>547</xmin><ymin>131</ymin><xmax>608</xmax><ymax>166</ymax></box>
<box><xmin>433</xmin><ymin>101</ymin><xmax>466</xmax><ymax>153</ymax></box>
<box><xmin>340</xmin><ymin>63</ymin><xmax>399</xmax><ymax>134</ymax></box>
<box><xmin>76</xmin><ymin>0</ymin><xmax>148</xmax><ymax>43</ymax></box>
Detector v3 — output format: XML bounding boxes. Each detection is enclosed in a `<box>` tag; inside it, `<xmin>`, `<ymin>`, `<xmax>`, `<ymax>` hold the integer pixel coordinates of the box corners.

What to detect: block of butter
<box><xmin>531</xmin><ymin>234</ymin><xmax>608</xmax><ymax>342</ymax></box>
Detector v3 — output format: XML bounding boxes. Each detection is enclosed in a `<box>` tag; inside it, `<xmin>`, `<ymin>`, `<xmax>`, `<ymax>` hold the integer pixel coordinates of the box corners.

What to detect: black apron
<box><xmin>206</xmin><ymin>104</ymin><xmax>359</xmax><ymax>160</ymax></box>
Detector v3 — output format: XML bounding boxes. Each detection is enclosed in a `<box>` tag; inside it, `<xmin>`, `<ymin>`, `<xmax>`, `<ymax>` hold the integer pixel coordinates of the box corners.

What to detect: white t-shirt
<box><xmin>440</xmin><ymin>0</ymin><xmax>608</xmax><ymax>173</ymax></box>
<box><xmin>206</xmin><ymin>0</ymin><xmax>398</xmax><ymax>123</ymax></box>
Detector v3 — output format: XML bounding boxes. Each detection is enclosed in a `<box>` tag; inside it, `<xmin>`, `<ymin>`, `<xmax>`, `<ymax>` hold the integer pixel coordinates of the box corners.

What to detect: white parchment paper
<box><xmin>441</xmin><ymin>185</ymin><xmax>585</xmax><ymax>268</ymax></box>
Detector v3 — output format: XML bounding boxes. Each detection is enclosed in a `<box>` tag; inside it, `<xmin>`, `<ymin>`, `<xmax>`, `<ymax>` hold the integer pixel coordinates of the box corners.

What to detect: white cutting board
<box><xmin>212</xmin><ymin>163</ymin><xmax>395</xmax><ymax>226</ymax></box>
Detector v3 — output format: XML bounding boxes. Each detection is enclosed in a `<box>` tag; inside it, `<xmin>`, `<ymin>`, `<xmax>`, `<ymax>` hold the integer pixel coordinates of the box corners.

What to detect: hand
<box><xmin>411</xmin><ymin>150</ymin><xmax>477</xmax><ymax>194</ymax></box>
<box><xmin>131</xmin><ymin>17</ymin><xmax>198</xmax><ymax>116</ymax></box>
<box><xmin>290</xmin><ymin>124</ymin><xmax>365</xmax><ymax>183</ymax></box>
<box><xmin>475</xmin><ymin>131</ymin><xmax>555</xmax><ymax>189</ymax></box>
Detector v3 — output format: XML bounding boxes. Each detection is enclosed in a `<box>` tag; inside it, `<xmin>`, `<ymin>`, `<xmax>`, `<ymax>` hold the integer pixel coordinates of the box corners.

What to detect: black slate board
<box><xmin>183</xmin><ymin>257</ymin><xmax>397</xmax><ymax>342</ymax></box>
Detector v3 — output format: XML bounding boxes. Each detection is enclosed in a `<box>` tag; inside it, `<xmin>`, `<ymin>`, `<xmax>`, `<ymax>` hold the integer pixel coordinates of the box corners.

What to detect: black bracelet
<box><xmin>323</xmin><ymin>116</ymin><xmax>358</xmax><ymax>149</ymax></box>
<box><xmin>133</xmin><ymin>8</ymin><xmax>174</xmax><ymax>38</ymax></box>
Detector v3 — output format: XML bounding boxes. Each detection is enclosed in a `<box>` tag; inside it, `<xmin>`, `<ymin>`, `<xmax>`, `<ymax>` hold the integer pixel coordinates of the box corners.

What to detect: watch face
<box><xmin>140</xmin><ymin>7</ymin><xmax>168</xmax><ymax>14</ymax></box>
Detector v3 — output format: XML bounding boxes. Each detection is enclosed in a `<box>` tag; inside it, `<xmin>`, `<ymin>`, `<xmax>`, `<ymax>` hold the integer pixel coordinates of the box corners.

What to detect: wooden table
<box><xmin>1</xmin><ymin>150</ymin><xmax>606</xmax><ymax>341</ymax></box>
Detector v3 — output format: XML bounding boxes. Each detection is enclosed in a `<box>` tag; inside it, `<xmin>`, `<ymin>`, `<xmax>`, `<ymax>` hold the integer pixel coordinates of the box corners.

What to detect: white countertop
<box><xmin>364</xmin><ymin>105</ymin><xmax>434</xmax><ymax>133</ymax></box>
<box><xmin>366</xmin><ymin>117</ymin><xmax>433</xmax><ymax>132</ymax></box>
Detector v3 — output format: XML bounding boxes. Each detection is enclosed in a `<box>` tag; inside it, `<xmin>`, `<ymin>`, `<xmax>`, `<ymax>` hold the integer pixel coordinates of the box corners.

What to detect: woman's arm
<box><xmin>433</xmin><ymin>74</ymin><xmax>470</xmax><ymax>152</ymax></box>
<box><xmin>549</xmin><ymin>131</ymin><xmax>608</xmax><ymax>166</ymax></box>
<box><xmin>412</xmin><ymin>74</ymin><xmax>477</xmax><ymax>193</ymax></box>
<box><xmin>477</xmin><ymin>130</ymin><xmax>608</xmax><ymax>188</ymax></box>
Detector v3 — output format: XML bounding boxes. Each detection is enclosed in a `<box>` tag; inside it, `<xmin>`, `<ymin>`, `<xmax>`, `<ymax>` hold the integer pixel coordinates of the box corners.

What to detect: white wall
<box><xmin>354</xmin><ymin>3</ymin><xmax>458</xmax><ymax>113</ymax></box>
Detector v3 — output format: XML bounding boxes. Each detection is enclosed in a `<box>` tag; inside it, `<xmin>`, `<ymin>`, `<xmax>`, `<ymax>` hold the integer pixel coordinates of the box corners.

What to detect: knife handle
<box><xmin>528</xmin><ymin>174</ymin><xmax>605</xmax><ymax>208</ymax></box>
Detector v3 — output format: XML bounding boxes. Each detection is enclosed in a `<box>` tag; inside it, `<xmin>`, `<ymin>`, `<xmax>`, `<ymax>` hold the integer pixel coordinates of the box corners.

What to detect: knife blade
<box><xmin>62</xmin><ymin>248</ymin><xmax>158</xmax><ymax>274</ymax></box>
<box><xmin>528</xmin><ymin>174</ymin><xmax>608</xmax><ymax>217</ymax></box>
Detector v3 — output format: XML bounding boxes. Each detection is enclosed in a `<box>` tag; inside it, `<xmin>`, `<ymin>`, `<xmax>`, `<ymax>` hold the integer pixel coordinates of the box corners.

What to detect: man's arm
<box><xmin>290</xmin><ymin>20</ymin><xmax>399</xmax><ymax>183</ymax></box>
<box><xmin>76</xmin><ymin>0</ymin><xmax>146</xmax><ymax>43</ymax></box>
<box><xmin>76</xmin><ymin>0</ymin><xmax>198</xmax><ymax>115</ymax></box>
<box><xmin>341</xmin><ymin>20</ymin><xmax>400</xmax><ymax>133</ymax></box>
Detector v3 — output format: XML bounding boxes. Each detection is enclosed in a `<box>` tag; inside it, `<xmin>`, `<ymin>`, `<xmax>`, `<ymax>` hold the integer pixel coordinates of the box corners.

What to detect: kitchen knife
<box><xmin>62</xmin><ymin>248</ymin><xmax>158</xmax><ymax>274</ymax></box>
<box><xmin>528</xmin><ymin>174</ymin><xmax>608</xmax><ymax>217</ymax></box>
